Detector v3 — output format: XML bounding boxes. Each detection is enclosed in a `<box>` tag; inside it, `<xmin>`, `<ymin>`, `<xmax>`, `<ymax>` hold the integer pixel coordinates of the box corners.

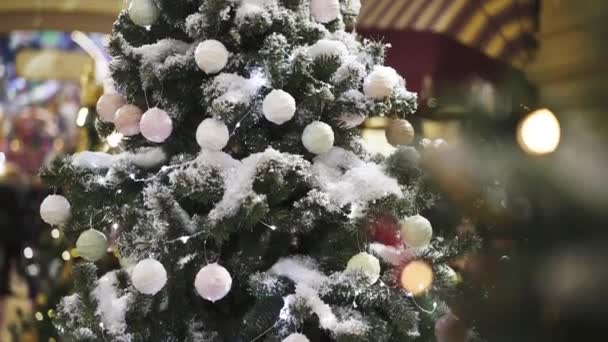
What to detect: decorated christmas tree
<box><xmin>40</xmin><ymin>0</ymin><xmax>482</xmax><ymax>341</ymax></box>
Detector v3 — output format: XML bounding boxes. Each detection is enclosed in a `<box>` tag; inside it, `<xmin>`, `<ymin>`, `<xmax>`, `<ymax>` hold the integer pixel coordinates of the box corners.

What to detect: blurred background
<box><xmin>0</xmin><ymin>1</ymin><xmax>606</xmax><ymax>341</ymax></box>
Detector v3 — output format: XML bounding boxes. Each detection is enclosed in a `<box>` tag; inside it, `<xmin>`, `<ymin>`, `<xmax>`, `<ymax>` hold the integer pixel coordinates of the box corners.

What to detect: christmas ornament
<box><xmin>400</xmin><ymin>214</ymin><xmax>433</xmax><ymax>248</ymax></box>
<box><xmin>76</xmin><ymin>229</ymin><xmax>108</xmax><ymax>262</ymax></box>
<box><xmin>364</xmin><ymin>66</ymin><xmax>400</xmax><ymax>99</ymax></box>
<box><xmin>310</xmin><ymin>0</ymin><xmax>341</xmax><ymax>23</ymax></box>
<box><xmin>96</xmin><ymin>93</ymin><xmax>125</xmax><ymax>123</ymax></box>
<box><xmin>435</xmin><ymin>313</ymin><xmax>468</xmax><ymax>342</ymax></box>
<box><xmin>194</xmin><ymin>263</ymin><xmax>232</xmax><ymax>302</ymax></box>
<box><xmin>114</xmin><ymin>104</ymin><xmax>143</xmax><ymax>136</ymax></box>
<box><xmin>40</xmin><ymin>195</ymin><xmax>71</xmax><ymax>226</ymax></box>
<box><xmin>386</xmin><ymin>119</ymin><xmax>415</xmax><ymax>146</ymax></box>
<box><xmin>140</xmin><ymin>107</ymin><xmax>173</xmax><ymax>143</ymax></box>
<box><xmin>346</xmin><ymin>252</ymin><xmax>381</xmax><ymax>284</ymax></box>
<box><xmin>72</xmin><ymin>151</ymin><xmax>115</xmax><ymax>170</ymax></box>
<box><xmin>196</xmin><ymin>118</ymin><xmax>229</xmax><ymax>151</ymax></box>
<box><xmin>399</xmin><ymin>260</ymin><xmax>433</xmax><ymax>296</ymax></box>
<box><xmin>128</xmin><ymin>0</ymin><xmax>160</xmax><ymax>26</ymax></box>
<box><xmin>283</xmin><ymin>333</ymin><xmax>310</xmax><ymax>342</ymax></box>
<box><xmin>131</xmin><ymin>258</ymin><xmax>168</xmax><ymax>295</ymax></box>
<box><xmin>302</xmin><ymin>121</ymin><xmax>334</xmax><ymax>154</ymax></box>
<box><xmin>368</xmin><ymin>214</ymin><xmax>401</xmax><ymax>247</ymax></box>
<box><xmin>308</xmin><ymin>39</ymin><xmax>348</xmax><ymax>59</ymax></box>
<box><xmin>262</xmin><ymin>90</ymin><xmax>296</xmax><ymax>125</ymax></box>
<box><xmin>195</xmin><ymin>40</ymin><xmax>229</xmax><ymax>74</ymax></box>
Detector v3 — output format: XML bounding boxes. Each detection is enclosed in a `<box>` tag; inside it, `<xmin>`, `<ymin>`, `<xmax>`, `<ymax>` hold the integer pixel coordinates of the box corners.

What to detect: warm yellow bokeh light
<box><xmin>517</xmin><ymin>108</ymin><xmax>560</xmax><ymax>155</ymax></box>
<box><xmin>400</xmin><ymin>260</ymin><xmax>434</xmax><ymax>296</ymax></box>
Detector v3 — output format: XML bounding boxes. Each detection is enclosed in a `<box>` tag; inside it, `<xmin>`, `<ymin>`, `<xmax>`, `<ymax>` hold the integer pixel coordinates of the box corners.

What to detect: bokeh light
<box><xmin>400</xmin><ymin>260</ymin><xmax>434</xmax><ymax>296</ymax></box>
<box><xmin>517</xmin><ymin>108</ymin><xmax>561</xmax><ymax>155</ymax></box>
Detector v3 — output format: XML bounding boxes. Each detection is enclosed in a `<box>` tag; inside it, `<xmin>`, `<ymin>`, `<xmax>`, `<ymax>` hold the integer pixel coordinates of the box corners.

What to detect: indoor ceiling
<box><xmin>0</xmin><ymin>0</ymin><xmax>123</xmax><ymax>33</ymax></box>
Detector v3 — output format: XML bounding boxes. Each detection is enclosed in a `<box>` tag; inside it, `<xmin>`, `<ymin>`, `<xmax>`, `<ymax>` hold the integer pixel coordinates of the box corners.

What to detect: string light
<box><xmin>76</xmin><ymin>107</ymin><xmax>89</xmax><ymax>127</ymax></box>
<box><xmin>260</xmin><ymin>220</ymin><xmax>277</xmax><ymax>230</ymax></box>
<box><xmin>35</xmin><ymin>312</ymin><xmax>44</xmax><ymax>321</ymax></box>
<box><xmin>51</xmin><ymin>228</ymin><xmax>61</xmax><ymax>239</ymax></box>
<box><xmin>61</xmin><ymin>250</ymin><xmax>71</xmax><ymax>261</ymax></box>
<box><xmin>23</xmin><ymin>247</ymin><xmax>34</xmax><ymax>259</ymax></box>
<box><xmin>517</xmin><ymin>108</ymin><xmax>560</xmax><ymax>155</ymax></box>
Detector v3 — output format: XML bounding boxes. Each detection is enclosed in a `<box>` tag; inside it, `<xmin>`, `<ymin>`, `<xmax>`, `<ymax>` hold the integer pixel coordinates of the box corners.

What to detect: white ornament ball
<box><xmin>302</xmin><ymin>121</ymin><xmax>334</xmax><ymax>154</ymax></box>
<box><xmin>263</xmin><ymin>90</ymin><xmax>296</xmax><ymax>125</ymax></box>
<box><xmin>308</xmin><ymin>39</ymin><xmax>348</xmax><ymax>59</ymax></box>
<box><xmin>129</xmin><ymin>0</ymin><xmax>160</xmax><ymax>27</ymax></box>
<box><xmin>114</xmin><ymin>104</ymin><xmax>143</xmax><ymax>136</ymax></box>
<box><xmin>131</xmin><ymin>258</ymin><xmax>168</xmax><ymax>295</ymax></box>
<box><xmin>76</xmin><ymin>229</ymin><xmax>108</xmax><ymax>262</ymax></box>
<box><xmin>195</xmin><ymin>40</ymin><xmax>229</xmax><ymax>74</ymax></box>
<box><xmin>72</xmin><ymin>151</ymin><xmax>115</xmax><ymax>170</ymax></box>
<box><xmin>140</xmin><ymin>107</ymin><xmax>173</xmax><ymax>143</ymax></box>
<box><xmin>346</xmin><ymin>252</ymin><xmax>381</xmax><ymax>284</ymax></box>
<box><xmin>40</xmin><ymin>195</ymin><xmax>71</xmax><ymax>226</ymax></box>
<box><xmin>364</xmin><ymin>66</ymin><xmax>400</xmax><ymax>99</ymax></box>
<box><xmin>96</xmin><ymin>93</ymin><xmax>125</xmax><ymax>123</ymax></box>
<box><xmin>196</xmin><ymin>118</ymin><xmax>230</xmax><ymax>151</ymax></box>
<box><xmin>194</xmin><ymin>263</ymin><xmax>232</xmax><ymax>302</ymax></box>
<box><xmin>400</xmin><ymin>214</ymin><xmax>433</xmax><ymax>248</ymax></box>
<box><xmin>310</xmin><ymin>0</ymin><xmax>341</xmax><ymax>23</ymax></box>
<box><xmin>283</xmin><ymin>333</ymin><xmax>310</xmax><ymax>342</ymax></box>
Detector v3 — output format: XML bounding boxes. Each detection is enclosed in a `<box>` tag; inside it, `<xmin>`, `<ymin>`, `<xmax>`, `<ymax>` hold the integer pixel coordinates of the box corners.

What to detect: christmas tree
<box><xmin>40</xmin><ymin>0</ymin><xmax>481</xmax><ymax>340</ymax></box>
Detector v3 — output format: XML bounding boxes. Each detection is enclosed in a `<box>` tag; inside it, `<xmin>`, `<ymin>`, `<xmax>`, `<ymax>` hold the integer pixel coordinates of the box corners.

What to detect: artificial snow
<box><xmin>308</xmin><ymin>39</ymin><xmax>348</xmax><ymax>59</ymax></box>
<box><xmin>235</xmin><ymin>0</ymin><xmax>278</xmax><ymax>23</ymax></box>
<box><xmin>211</xmin><ymin>71</ymin><xmax>266</xmax><ymax>106</ymax></box>
<box><xmin>270</xmin><ymin>256</ymin><xmax>328</xmax><ymax>290</ymax></box>
<box><xmin>206</xmin><ymin>148</ymin><xmax>308</xmax><ymax>223</ymax></box>
<box><xmin>72</xmin><ymin>151</ymin><xmax>115</xmax><ymax>170</ymax></box>
<box><xmin>92</xmin><ymin>271</ymin><xmax>132</xmax><ymax>338</ymax></box>
<box><xmin>118</xmin><ymin>147</ymin><xmax>167</xmax><ymax>169</ymax></box>
<box><xmin>369</xmin><ymin>242</ymin><xmax>408</xmax><ymax>266</ymax></box>
<box><xmin>312</xmin><ymin>147</ymin><xmax>403</xmax><ymax>207</ymax></box>
<box><xmin>269</xmin><ymin>256</ymin><xmax>369</xmax><ymax>336</ymax></box>
<box><xmin>125</xmin><ymin>38</ymin><xmax>191</xmax><ymax>67</ymax></box>
<box><xmin>296</xmin><ymin>284</ymin><xmax>369</xmax><ymax>335</ymax></box>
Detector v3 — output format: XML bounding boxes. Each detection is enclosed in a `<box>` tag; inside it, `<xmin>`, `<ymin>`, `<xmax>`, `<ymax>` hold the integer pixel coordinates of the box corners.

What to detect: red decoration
<box><xmin>367</xmin><ymin>214</ymin><xmax>402</xmax><ymax>247</ymax></box>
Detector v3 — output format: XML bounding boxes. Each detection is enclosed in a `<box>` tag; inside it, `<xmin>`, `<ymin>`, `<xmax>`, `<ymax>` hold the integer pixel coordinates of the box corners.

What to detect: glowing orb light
<box><xmin>400</xmin><ymin>260</ymin><xmax>434</xmax><ymax>296</ymax></box>
<box><xmin>517</xmin><ymin>108</ymin><xmax>560</xmax><ymax>155</ymax></box>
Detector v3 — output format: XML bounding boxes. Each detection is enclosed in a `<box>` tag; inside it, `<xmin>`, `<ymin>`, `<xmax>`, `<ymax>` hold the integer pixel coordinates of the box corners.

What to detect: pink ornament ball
<box><xmin>96</xmin><ymin>93</ymin><xmax>126</xmax><ymax>123</ymax></box>
<box><xmin>140</xmin><ymin>107</ymin><xmax>173</xmax><ymax>143</ymax></box>
<box><xmin>114</xmin><ymin>104</ymin><xmax>143</xmax><ymax>136</ymax></box>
